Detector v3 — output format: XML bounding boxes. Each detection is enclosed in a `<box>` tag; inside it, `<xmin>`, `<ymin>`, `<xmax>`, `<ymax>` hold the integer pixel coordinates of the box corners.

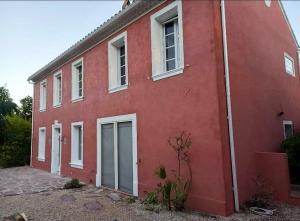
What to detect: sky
<box><xmin>0</xmin><ymin>1</ymin><xmax>299</xmax><ymax>105</ymax></box>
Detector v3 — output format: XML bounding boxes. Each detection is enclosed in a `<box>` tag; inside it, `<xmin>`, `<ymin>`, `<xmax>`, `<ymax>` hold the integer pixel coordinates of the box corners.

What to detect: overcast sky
<box><xmin>0</xmin><ymin>1</ymin><xmax>299</xmax><ymax>104</ymax></box>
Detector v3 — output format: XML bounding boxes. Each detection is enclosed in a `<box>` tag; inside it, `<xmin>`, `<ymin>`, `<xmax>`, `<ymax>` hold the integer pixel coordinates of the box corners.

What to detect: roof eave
<box><xmin>27</xmin><ymin>0</ymin><xmax>165</xmax><ymax>83</ymax></box>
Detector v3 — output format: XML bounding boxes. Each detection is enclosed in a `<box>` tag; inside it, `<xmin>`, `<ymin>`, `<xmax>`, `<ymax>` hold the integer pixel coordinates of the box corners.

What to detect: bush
<box><xmin>281</xmin><ymin>134</ymin><xmax>300</xmax><ymax>184</ymax></box>
<box><xmin>64</xmin><ymin>179</ymin><xmax>83</xmax><ymax>189</ymax></box>
<box><xmin>0</xmin><ymin>115</ymin><xmax>31</xmax><ymax>168</ymax></box>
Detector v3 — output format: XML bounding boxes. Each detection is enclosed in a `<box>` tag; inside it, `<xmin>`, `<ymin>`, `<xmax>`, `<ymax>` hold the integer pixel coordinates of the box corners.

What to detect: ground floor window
<box><xmin>71</xmin><ymin>122</ymin><xmax>83</xmax><ymax>168</ymax></box>
<box><xmin>283</xmin><ymin>120</ymin><xmax>294</xmax><ymax>139</ymax></box>
<box><xmin>38</xmin><ymin>127</ymin><xmax>46</xmax><ymax>161</ymax></box>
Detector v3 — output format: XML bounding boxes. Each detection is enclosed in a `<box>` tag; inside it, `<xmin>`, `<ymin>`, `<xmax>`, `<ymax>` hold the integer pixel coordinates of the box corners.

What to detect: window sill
<box><xmin>152</xmin><ymin>67</ymin><xmax>184</xmax><ymax>81</ymax></box>
<box><xmin>53</xmin><ymin>104</ymin><xmax>62</xmax><ymax>108</ymax></box>
<box><xmin>39</xmin><ymin>109</ymin><xmax>46</xmax><ymax>112</ymax></box>
<box><xmin>37</xmin><ymin>157</ymin><xmax>45</xmax><ymax>162</ymax></box>
<box><xmin>109</xmin><ymin>85</ymin><xmax>128</xmax><ymax>94</ymax></box>
<box><xmin>69</xmin><ymin>162</ymin><xmax>83</xmax><ymax>169</ymax></box>
<box><xmin>71</xmin><ymin>97</ymin><xmax>84</xmax><ymax>103</ymax></box>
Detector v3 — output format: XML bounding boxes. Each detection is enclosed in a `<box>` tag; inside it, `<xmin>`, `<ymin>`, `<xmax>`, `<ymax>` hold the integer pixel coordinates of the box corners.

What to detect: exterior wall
<box><xmin>31</xmin><ymin>1</ymin><xmax>234</xmax><ymax>216</ymax></box>
<box><xmin>225</xmin><ymin>1</ymin><xmax>300</xmax><ymax>204</ymax></box>
<box><xmin>255</xmin><ymin>152</ymin><xmax>290</xmax><ymax>202</ymax></box>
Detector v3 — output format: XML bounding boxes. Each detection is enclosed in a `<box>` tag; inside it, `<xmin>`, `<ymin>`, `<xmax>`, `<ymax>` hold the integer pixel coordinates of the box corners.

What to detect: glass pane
<box><xmin>78</xmin><ymin>126</ymin><xmax>82</xmax><ymax>161</ymax></box>
<box><xmin>285</xmin><ymin>124</ymin><xmax>293</xmax><ymax>139</ymax></box>
<box><xmin>78</xmin><ymin>73</ymin><xmax>82</xmax><ymax>81</ymax></box>
<box><xmin>121</xmin><ymin>76</ymin><xmax>126</xmax><ymax>86</ymax></box>
<box><xmin>120</xmin><ymin>56</ymin><xmax>125</xmax><ymax>66</ymax></box>
<box><xmin>165</xmin><ymin>35</ymin><xmax>175</xmax><ymax>47</ymax></box>
<box><xmin>77</xmin><ymin>65</ymin><xmax>82</xmax><ymax>74</ymax></box>
<box><xmin>120</xmin><ymin>66</ymin><xmax>126</xmax><ymax>76</ymax></box>
<box><xmin>164</xmin><ymin>21</ymin><xmax>174</xmax><ymax>35</ymax></box>
<box><xmin>120</xmin><ymin>46</ymin><xmax>125</xmax><ymax>56</ymax></box>
<box><xmin>166</xmin><ymin>46</ymin><xmax>175</xmax><ymax>60</ymax></box>
<box><xmin>166</xmin><ymin>59</ymin><xmax>176</xmax><ymax>71</ymax></box>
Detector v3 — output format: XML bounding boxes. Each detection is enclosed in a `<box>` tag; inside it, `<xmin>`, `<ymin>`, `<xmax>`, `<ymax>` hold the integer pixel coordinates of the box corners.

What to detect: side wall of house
<box><xmin>225</xmin><ymin>1</ymin><xmax>300</xmax><ymax>203</ymax></box>
<box><xmin>31</xmin><ymin>1</ymin><xmax>234</xmax><ymax>216</ymax></box>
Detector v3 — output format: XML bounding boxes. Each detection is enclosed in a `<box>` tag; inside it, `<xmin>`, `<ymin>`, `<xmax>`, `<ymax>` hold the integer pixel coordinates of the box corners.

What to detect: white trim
<box><xmin>150</xmin><ymin>0</ymin><xmax>184</xmax><ymax>80</ymax></box>
<box><xmin>71</xmin><ymin>57</ymin><xmax>84</xmax><ymax>101</ymax></box>
<box><xmin>30</xmin><ymin>83</ymin><xmax>35</xmax><ymax>167</ymax></box>
<box><xmin>51</xmin><ymin>123</ymin><xmax>62</xmax><ymax>175</ymax></box>
<box><xmin>221</xmin><ymin>0</ymin><xmax>239</xmax><ymax>212</ymax></box>
<box><xmin>39</xmin><ymin>79</ymin><xmax>47</xmax><ymax>112</ymax></box>
<box><xmin>283</xmin><ymin>120</ymin><xmax>293</xmax><ymax>139</ymax></box>
<box><xmin>38</xmin><ymin>127</ymin><xmax>46</xmax><ymax>161</ymax></box>
<box><xmin>70</xmin><ymin>121</ymin><xmax>84</xmax><ymax>168</ymax></box>
<box><xmin>53</xmin><ymin>70</ymin><xmax>62</xmax><ymax>107</ymax></box>
<box><xmin>108</xmin><ymin>31</ymin><xmax>128</xmax><ymax>93</ymax></box>
<box><xmin>284</xmin><ymin>52</ymin><xmax>295</xmax><ymax>77</ymax></box>
<box><xmin>96</xmin><ymin>113</ymin><xmax>138</xmax><ymax>196</ymax></box>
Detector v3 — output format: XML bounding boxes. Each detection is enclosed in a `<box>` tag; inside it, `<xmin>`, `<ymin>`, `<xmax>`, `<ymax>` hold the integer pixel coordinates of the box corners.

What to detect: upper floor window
<box><xmin>53</xmin><ymin>71</ymin><xmax>62</xmax><ymax>107</ymax></box>
<box><xmin>39</xmin><ymin>80</ymin><xmax>47</xmax><ymax>111</ymax></box>
<box><xmin>265</xmin><ymin>0</ymin><xmax>271</xmax><ymax>7</ymax></box>
<box><xmin>283</xmin><ymin>120</ymin><xmax>294</xmax><ymax>139</ymax></box>
<box><xmin>71</xmin><ymin>122</ymin><xmax>83</xmax><ymax>168</ymax></box>
<box><xmin>72</xmin><ymin>58</ymin><xmax>83</xmax><ymax>101</ymax></box>
<box><xmin>150</xmin><ymin>0</ymin><xmax>184</xmax><ymax>81</ymax></box>
<box><xmin>284</xmin><ymin>53</ymin><xmax>295</xmax><ymax>76</ymax></box>
<box><xmin>108</xmin><ymin>31</ymin><xmax>128</xmax><ymax>93</ymax></box>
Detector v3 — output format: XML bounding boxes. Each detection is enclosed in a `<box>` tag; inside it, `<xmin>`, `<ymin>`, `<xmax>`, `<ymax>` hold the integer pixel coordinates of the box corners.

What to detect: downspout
<box><xmin>220</xmin><ymin>0</ymin><xmax>239</xmax><ymax>211</ymax></box>
<box><xmin>29</xmin><ymin>80</ymin><xmax>34</xmax><ymax>167</ymax></box>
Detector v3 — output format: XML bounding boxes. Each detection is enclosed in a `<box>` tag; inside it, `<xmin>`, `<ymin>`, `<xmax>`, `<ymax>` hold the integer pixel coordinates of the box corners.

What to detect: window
<box><xmin>38</xmin><ymin>127</ymin><xmax>46</xmax><ymax>161</ymax></box>
<box><xmin>72</xmin><ymin>58</ymin><xmax>83</xmax><ymax>101</ymax></box>
<box><xmin>53</xmin><ymin>71</ymin><xmax>62</xmax><ymax>107</ymax></box>
<box><xmin>108</xmin><ymin>31</ymin><xmax>128</xmax><ymax>93</ymax></box>
<box><xmin>39</xmin><ymin>80</ymin><xmax>47</xmax><ymax>111</ymax></box>
<box><xmin>265</xmin><ymin>0</ymin><xmax>271</xmax><ymax>7</ymax></box>
<box><xmin>283</xmin><ymin>121</ymin><xmax>294</xmax><ymax>139</ymax></box>
<box><xmin>151</xmin><ymin>0</ymin><xmax>184</xmax><ymax>81</ymax></box>
<box><xmin>71</xmin><ymin>122</ymin><xmax>83</xmax><ymax>168</ymax></box>
<box><xmin>284</xmin><ymin>53</ymin><xmax>295</xmax><ymax>76</ymax></box>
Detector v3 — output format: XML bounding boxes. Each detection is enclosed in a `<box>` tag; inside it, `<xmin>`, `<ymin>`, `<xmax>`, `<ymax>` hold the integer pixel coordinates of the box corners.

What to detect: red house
<box><xmin>28</xmin><ymin>0</ymin><xmax>300</xmax><ymax>216</ymax></box>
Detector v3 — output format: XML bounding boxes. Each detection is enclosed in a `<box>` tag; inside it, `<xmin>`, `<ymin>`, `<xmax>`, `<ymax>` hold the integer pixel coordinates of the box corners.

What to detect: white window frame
<box><xmin>53</xmin><ymin>70</ymin><xmax>62</xmax><ymax>107</ymax></box>
<box><xmin>70</xmin><ymin>121</ymin><xmax>84</xmax><ymax>169</ymax></box>
<box><xmin>71</xmin><ymin>58</ymin><xmax>84</xmax><ymax>102</ymax></box>
<box><xmin>284</xmin><ymin>53</ymin><xmax>295</xmax><ymax>77</ymax></box>
<box><xmin>38</xmin><ymin>127</ymin><xmax>46</xmax><ymax>161</ymax></box>
<box><xmin>39</xmin><ymin>80</ymin><xmax>47</xmax><ymax>112</ymax></box>
<box><xmin>265</xmin><ymin>0</ymin><xmax>272</xmax><ymax>7</ymax></box>
<box><xmin>150</xmin><ymin>0</ymin><xmax>184</xmax><ymax>81</ymax></box>
<box><xmin>96</xmin><ymin>113</ymin><xmax>138</xmax><ymax>196</ymax></box>
<box><xmin>283</xmin><ymin>120</ymin><xmax>294</xmax><ymax>139</ymax></box>
<box><xmin>108</xmin><ymin>31</ymin><xmax>128</xmax><ymax>93</ymax></box>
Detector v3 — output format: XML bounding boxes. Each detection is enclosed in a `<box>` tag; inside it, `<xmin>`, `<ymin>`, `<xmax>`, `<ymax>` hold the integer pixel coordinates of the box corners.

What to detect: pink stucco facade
<box><xmin>30</xmin><ymin>0</ymin><xmax>300</xmax><ymax>216</ymax></box>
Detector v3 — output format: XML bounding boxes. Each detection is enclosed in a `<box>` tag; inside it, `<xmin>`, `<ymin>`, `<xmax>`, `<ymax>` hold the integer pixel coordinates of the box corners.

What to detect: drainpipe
<box><xmin>220</xmin><ymin>0</ymin><xmax>239</xmax><ymax>212</ymax></box>
<box><xmin>28</xmin><ymin>80</ymin><xmax>34</xmax><ymax>167</ymax></box>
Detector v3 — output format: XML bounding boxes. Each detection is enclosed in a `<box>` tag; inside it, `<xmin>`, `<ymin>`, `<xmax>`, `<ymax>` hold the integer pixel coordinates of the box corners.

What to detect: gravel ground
<box><xmin>0</xmin><ymin>185</ymin><xmax>300</xmax><ymax>221</ymax></box>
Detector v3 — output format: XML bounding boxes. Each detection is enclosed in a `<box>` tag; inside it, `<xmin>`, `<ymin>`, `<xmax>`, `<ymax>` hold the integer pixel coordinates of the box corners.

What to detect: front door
<box><xmin>98</xmin><ymin>115</ymin><xmax>136</xmax><ymax>195</ymax></box>
<box><xmin>51</xmin><ymin>125</ymin><xmax>61</xmax><ymax>174</ymax></box>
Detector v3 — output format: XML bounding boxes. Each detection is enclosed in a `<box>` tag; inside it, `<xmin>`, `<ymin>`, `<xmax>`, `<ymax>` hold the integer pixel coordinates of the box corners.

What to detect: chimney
<box><xmin>122</xmin><ymin>0</ymin><xmax>131</xmax><ymax>10</ymax></box>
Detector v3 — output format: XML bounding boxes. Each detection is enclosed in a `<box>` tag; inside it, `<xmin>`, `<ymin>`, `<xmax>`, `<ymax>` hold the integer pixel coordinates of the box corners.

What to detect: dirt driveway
<box><xmin>0</xmin><ymin>167</ymin><xmax>300</xmax><ymax>221</ymax></box>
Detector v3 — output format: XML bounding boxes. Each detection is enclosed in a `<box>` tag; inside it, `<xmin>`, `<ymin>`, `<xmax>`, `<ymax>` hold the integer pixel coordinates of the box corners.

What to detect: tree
<box><xmin>19</xmin><ymin>96</ymin><xmax>32</xmax><ymax>120</ymax></box>
<box><xmin>0</xmin><ymin>86</ymin><xmax>18</xmax><ymax>145</ymax></box>
<box><xmin>0</xmin><ymin>86</ymin><xmax>18</xmax><ymax>116</ymax></box>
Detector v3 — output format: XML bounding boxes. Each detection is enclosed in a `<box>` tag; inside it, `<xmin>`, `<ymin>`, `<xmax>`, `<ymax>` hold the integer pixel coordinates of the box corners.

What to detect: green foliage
<box><xmin>144</xmin><ymin>132</ymin><xmax>192</xmax><ymax>211</ymax></box>
<box><xmin>64</xmin><ymin>178</ymin><xmax>83</xmax><ymax>189</ymax></box>
<box><xmin>0</xmin><ymin>86</ymin><xmax>18</xmax><ymax>117</ymax></box>
<box><xmin>19</xmin><ymin>96</ymin><xmax>32</xmax><ymax>120</ymax></box>
<box><xmin>0</xmin><ymin>115</ymin><xmax>31</xmax><ymax>167</ymax></box>
<box><xmin>155</xmin><ymin>165</ymin><xmax>167</xmax><ymax>180</ymax></box>
<box><xmin>281</xmin><ymin>134</ymin><xmax>300</xmax><ymax>184</ymax></box>
<box><xmin>143</xmin><ymin>192</ymin><xmax>158</xmax><ymax>205</ymax></box>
